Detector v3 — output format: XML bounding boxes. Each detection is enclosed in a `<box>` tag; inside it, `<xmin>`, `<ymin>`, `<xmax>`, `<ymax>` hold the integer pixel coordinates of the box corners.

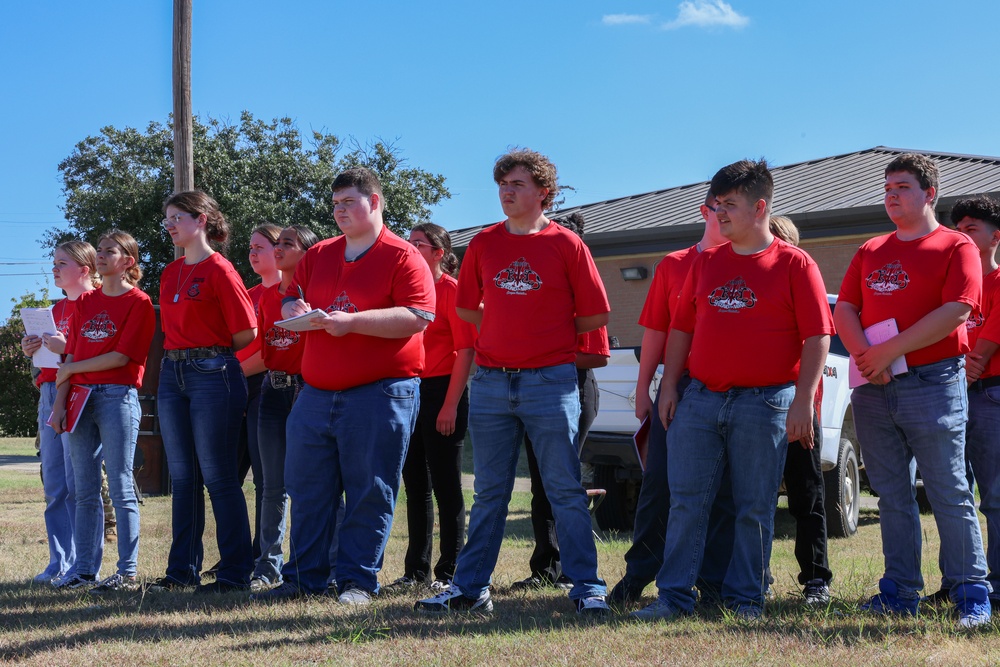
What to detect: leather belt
<box><xmin>970</xmin><ymin>376</ymin><xmax>1000</xmax><ymax>392</ymax></box>
<box><xmin>164</xmin><ymin>346</ymin><xmax>232</xmax><ymax>361</ymax></box>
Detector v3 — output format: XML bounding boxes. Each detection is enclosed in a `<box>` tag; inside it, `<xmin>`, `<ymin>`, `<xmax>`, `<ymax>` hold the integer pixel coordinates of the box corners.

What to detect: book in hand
<box><xmin>848</xmin><ymin>317</ymin><xmax>908</xmax><ymax>388</ymax></box>
<box><xmin>20</xmin><ymin>307</ymin><xmax>61</xmax><ymax>369</ymax></box>
<box><xmin>48</xmin><ymin>385</ymin><xmax>92</xmax><ymax>434</ymax></box>
<box><xmin>275</xmin><ymin>309</ymin><xmax>327</xmax><ymax>332</ymax></box>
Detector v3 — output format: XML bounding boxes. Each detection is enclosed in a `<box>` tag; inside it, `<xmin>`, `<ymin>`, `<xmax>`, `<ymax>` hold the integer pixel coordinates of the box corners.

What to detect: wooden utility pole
<box><xmin>172</xmin><ymin>0</ymin><xmax>193</xmax><ymax>259</ymax></box>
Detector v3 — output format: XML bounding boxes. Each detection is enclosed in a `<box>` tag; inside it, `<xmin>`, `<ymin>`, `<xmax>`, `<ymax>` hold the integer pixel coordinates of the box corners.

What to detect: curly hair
<box><xmin>493</xmin><ymin>148</ymin><xmax>559</xmax><ymax>210</ymax></box>
<box><xmin>950</xmin><ymin>195</ymin><xmax>1000</xmax><ymax>230</ymax></box>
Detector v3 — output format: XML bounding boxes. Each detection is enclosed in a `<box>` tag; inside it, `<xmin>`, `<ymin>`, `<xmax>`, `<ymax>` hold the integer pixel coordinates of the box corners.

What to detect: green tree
<box><xmin>53</xmin><ymin>112</ymin><xmax>450</xmax><ymax>300</ymax></box>
<box><xmin>0</xmin><ymin>289</ymin><xmax>52</xmax><ymax>437</ymax></box>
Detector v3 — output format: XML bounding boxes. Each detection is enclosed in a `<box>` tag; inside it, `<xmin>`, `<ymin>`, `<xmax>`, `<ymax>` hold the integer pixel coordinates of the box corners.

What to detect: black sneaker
<box><xmin>54</xmin><ymin>573</ymin><xmax>97</xmax><ymax>590</ymax></box>
<box><xmin>608</xmin><ymin>578</ymin><xmax>645</xmax><ymax>605</ymax></box>
<box><xmin>90</xmin><ymin>573</ymin><xmax>140</xmax><ymax>594</ymax></box>
<box><xmin>803</xmin><ymin>579</ymin><xmax>831</xmax><ymax>605</ymax></box>
<box><xmin>510</xmin><ymin>572</ymin><xmax>573</xmax><ymax>591</ymax></box>
<box><xmin>202</xmin><ymin>561</ymin><xmax>221</xmax><ymax>580</ymax></box>
<box><xmin>415</xmin><ymin>586</ymin><xmax>493</xmax><ymax>614</ymax></box>
<box><xmin>921</xmin><ymin>587</ymin><xmax>951</xmax><ymax>606</ymax></box>
<box><xmin>251</xmin><ymin>581</ymin><xmax>309</xmax><ymax>602</ymax></box>
<box><xmin>386</xmin><ymin>575</ymin><xmax>422</xmax><ymax>590</ymax></box>
<box><xmin>147</xmin><ymin>576</ymin><xmax>194</xmax><ymax>592</ymax></box>
<box><xmin>195</xmin><ymin>580</ymin><xmax>249</xmax><ymax>594</ymax></box>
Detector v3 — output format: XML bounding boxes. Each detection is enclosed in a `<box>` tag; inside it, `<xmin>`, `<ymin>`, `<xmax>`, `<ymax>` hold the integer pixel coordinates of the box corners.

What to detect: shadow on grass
<box><xmin>774</xmin><ymin>507</ymin><xmax>880</xmax><ymax>540</ymax></box>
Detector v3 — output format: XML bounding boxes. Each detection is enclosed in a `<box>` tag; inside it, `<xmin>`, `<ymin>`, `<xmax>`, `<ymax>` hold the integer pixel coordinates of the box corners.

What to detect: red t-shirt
<box><xmin>36</xmin><ymin>298</ymin><xmax>75</xmax><ymax>387</ymax></box>
<box><xmin>287</xmin><ymin>226</ymin><xmax>435</xmax><ymax>391</ymax></box>
<box><xmin>159</xmin><ymin>253</ymin><xmax>256</xmax><ymax>350</ymax></box>
<box><xmin>236</xmin><ymin>283</ymin><xmax>265</xmax><ymax>364</ymax></box>
<box><xmin>967</xmin><ymin>267</ymin><xmax>1000</xmax><ymax>380</ymax></box>
<box><xmin>638</xmin><ymin>246</ymin><xmax>699</xmax><ymax>334</ymax></box>
<box><xmin>423</xmin><ymin>273</ymin><xmax>478</xmax><ymax>378</ymax></box>
<box><xmin>66</xmin><ymin>287</ymin><xmax>156</xmax><ymax>388</ymax></box>
<box><xmin>259</xmin><ymin>283</ymin><xmax>306</xmax><ymax>374</ymax></box>
<box><xmin>837</xmin><ymin>226</ymin><xmax>981</xmax><ymax>368</ymax></box>
<box><xmin>674</xmin><ymin>239</ymin><xmax>835</xmax><ymax>392</ymax></box>
<box><xmin>577</xmin><ymin>326</ymin><xmax>610</xmax><ymax>357</ymax></box>
<box><xmin>456</xmin><ymin>221</ymin><xmax>610</xmax><ymax>368</ymax></box>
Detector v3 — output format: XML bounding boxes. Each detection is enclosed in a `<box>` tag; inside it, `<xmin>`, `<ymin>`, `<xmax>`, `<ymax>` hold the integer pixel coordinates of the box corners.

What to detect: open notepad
<box><xmin>848</xmin><ymin>318</ymin><xmax>908</xmax><ymax>388</ymax></box>
<box><xmin>275</xmin><ymin>309</ymin><xmax>327</xmax><ymax>332</ymax></box>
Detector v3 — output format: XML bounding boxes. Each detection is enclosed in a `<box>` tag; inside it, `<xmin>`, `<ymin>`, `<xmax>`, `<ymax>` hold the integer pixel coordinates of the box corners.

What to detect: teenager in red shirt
<box><xmin>152</xmin><ymin>190</ymin><xmax>257</xmax><ymax>594</ymax></box>
<box><xmin>51</xmin><ymin>230</ymin><xmax>155</xmax><ymax>592</ymax></box>
<box><xmin>388</xmin><ymin>222</ymin><xmax>476</xmax><ymax>593</ymax></box>
<box><xmin>254</xmin><ymin>168</ymin><xmax>434</xmax><ymax>605</ymax></box>
<box><xmin>634</xmin><ymin>159</ymin><xmax>832</xmax><ymax>621</ymax></box>
<box><xmin>251</xmin><ymin>224</ymin><xmax>320</xmax><ymax>590</ymax></box>
<box><xmin>20</xmin><ymin>240</ymin><xmax>102</xmax><ymax>584</ymax></box>
<box><xmin>835</xmin><ymin>154</ymin><xmax>989</xmax><ymax>627</ymax></box>
<box><xmin>416</xmin><ymin>149</ymin><xmax>611</xmax><ymax>616</ymax></box>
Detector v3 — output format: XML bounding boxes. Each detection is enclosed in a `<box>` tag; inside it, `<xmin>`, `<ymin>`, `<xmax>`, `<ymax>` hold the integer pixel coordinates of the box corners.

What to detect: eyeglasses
<box><xmin>161</xmin><ymin>212</ymin><xmax>194</xmax><ymax>229</ymax></box>
<box><xmin>409</xmin><ymin>239</ymin><xmax>438</xmax><ymax>250</ymax></box>
<box><xmin>703</xmin><ymin>203</ymin><xmax>717</xmax><ymax>212</ymax></box>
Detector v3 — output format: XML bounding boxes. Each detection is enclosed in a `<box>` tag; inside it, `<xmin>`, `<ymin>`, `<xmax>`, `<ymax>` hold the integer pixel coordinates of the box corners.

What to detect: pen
<box><xmin>297</xmin><ymin>285</ymin><xmax>305</xmax><ymax>302</ymax></box>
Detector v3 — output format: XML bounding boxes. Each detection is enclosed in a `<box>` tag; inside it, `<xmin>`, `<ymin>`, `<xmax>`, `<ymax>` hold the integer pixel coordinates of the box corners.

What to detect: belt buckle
<box><xmin>501</xmin><ymin>367</ymin><xmax>520</xmax><ymax>374</ymax></box>
<box><xmin>271</xmin><ymin>371</ymin><xmax>291</xmax><ymax>389</ymax></box>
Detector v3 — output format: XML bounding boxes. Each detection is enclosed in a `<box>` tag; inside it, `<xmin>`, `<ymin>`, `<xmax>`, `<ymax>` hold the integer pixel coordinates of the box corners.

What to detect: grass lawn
<box><xmin>1</xmin><ymin>437</ymin><xmax>999</xmax><ymax>666</ymax></box>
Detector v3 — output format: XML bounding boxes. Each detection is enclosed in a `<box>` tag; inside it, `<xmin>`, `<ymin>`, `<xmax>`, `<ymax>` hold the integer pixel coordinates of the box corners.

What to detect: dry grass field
<box><xmin>2</xmin><ymin>437</ymin><xmax>1000</xmax><ymax>666</ymax></box>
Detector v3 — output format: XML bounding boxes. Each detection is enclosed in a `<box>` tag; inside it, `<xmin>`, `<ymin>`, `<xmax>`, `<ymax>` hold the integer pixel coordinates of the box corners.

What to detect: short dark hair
<box><xmin>703</xmin><ymin>186</ymin><xmax>716</xmax><ymax>207</ymax></box>
<box><xmin>885</xmin><ymin>153</ymin><xmax>940</xmax><ymax>206</ymax></box>
<box><xmin>710</xmin><ymin>159</ymin><xmax>774</xmax><ymax>206</ymax></box>
<box><xmin>332</xmin><ymin>167</ymin><xmax>384</xmax><ymax>200</ymax></box>
<box><xmin>493</xmin><ymin>148</ymin><xmax>559</xmax><ymax>210</ymax></box>
<box><xmin>950</xmin><ymin>194</ymin><xmax>1000</xmax><ymax>230</ymax></box>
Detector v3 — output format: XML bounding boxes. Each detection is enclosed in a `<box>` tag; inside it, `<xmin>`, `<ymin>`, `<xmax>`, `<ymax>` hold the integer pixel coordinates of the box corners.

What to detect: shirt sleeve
<box><xmin>943</xmin><ymin>238</ymin><xmax>983</xmax><ymax>308</ymax></box>
<box><xmin>116</xmin><ymin>294</ymin><xmax>156</xmax><ymax>365</ymax></box>
<box><xmin>455</xmin><ymin>241</ymin><xmax>484</xmax><ymax>311</ymax></box>
<box><xmin>837</xmin><ymin>246</ymin><xmax>865</xmax><ymax>308</ymax></box>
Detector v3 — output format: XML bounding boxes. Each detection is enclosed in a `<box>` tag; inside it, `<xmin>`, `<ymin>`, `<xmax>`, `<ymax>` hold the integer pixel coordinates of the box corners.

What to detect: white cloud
<box><xmin>662</xmin><ymin>0</ymin><xmax>749</xmax><ymax>30</ymax></box>
<box><xmin>602</xmin><ymin>14</ymin><xmax>653</xmax><ymax>26</ymax></box>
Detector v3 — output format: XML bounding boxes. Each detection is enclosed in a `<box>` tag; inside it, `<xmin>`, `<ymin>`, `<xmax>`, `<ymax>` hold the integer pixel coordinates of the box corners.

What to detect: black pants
<box><xmin>400</xmin><ymin>375</ymin><xmax>468</xmax><ymax>582</ymax></box>
<box><xmin>782</xmin><ymin>410</ymin><xmax>832</xmax><ymax>585</ymax></box>
<box><xmin>524</xmin><ymin>368</ymin><xmax>598</xmax><ymax>578</ymax></box>
<box><xmin>237</xmin><ymin>371</ymin><xmax>264</xmax><ymax>562</ymax></box>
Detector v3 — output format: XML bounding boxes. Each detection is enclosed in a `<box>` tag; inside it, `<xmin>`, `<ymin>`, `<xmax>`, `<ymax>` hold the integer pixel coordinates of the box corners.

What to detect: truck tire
<box><xmin>824</xmin><ymin>438</ymin><xmax>860</xmax><ymax>538</ymax></box>
<box><xmin>594</xmin><ymin>464</ymin><xmax>639</xmax><ymax>532</ymax></box>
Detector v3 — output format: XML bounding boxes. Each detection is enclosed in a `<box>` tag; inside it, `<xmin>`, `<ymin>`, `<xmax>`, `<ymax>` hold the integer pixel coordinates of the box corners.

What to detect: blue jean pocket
<box><xmin>191</xmin><ymin>356</ymin><xmax>227</xmax><ymax>373</ymax></box>
<box><xmin>537</xmin><ymin>364</ymin><xmax>576</xmax><ymax>384</ymax></box>
<box><xmin>380</xmin><ymin>377</ymin><xmax>417</xmax><ymax>399</ymax></box>
<box><xmin>761</xmin><ymin>385</ymin><xmax>795</xmax><ymax>412</ymax></box>
<box><xmin>983</xmin><ymin>385</ymin><xmax>1000</xmax><ymax>406</ymax></box>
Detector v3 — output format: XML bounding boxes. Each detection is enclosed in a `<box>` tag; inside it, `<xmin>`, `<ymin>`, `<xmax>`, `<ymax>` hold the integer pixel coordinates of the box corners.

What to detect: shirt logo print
<box><xmin>865</xmin><ymin>260</ymin><xmax>909</xmax><ymax>294</ymax></box>
<box><xmin>265</xmin><ymin>326</ymin><xmax>300</xmax><ymax>350</ymax></box>
<box><xmin>326</xmin><ymin>290</ymin><xmax>359</xmax><ymax>313</ymax></box>
<box><xmin>80</xmin><ymin>311</ymin><xmax>117</xmax><ymax>341</ymax></box>
<box><xmin>708</xmin><ymin>276</ymin><xmax>757</xmax><ymax>312</ymax></box>
<box><xmin>494</xmin><ymin>257</ymin><xmax>542</xmax><ymax>294</ymax></box>
<box><xmin>966</xmin><ymin>311</ymin><xmax>985</xmax><ymax>331</ymax></box>
<box><xmin>56</xmin><ymin>316</ymin><xmax>71</xmax><ymax>337</ymax></box>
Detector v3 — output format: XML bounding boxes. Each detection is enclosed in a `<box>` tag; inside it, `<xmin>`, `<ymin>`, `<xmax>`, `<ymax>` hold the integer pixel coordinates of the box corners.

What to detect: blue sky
<box><xmin>3</xmin><ymin>0</ymin><xmax>1000</xmax><ymax>313</ymax></box>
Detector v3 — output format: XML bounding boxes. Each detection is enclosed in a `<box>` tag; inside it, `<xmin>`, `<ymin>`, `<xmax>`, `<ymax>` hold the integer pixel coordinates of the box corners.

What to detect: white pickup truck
<box><xmin>581</xmin><ymin>296</ymin><xmax>863</xmax><ymax>537</ymax></box>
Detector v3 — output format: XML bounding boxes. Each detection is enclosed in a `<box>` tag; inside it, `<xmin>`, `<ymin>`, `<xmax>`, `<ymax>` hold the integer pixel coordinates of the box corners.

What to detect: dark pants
<box><xmin>238</xmin><ymin>371</ymin><xmax>264</xmax><ymax>562</ymax></box>
<box><xmin>523</xmin><ymin>368</ymin><xmax>598</xmax><ymax>579</ymax></box>
<box><xmin>400</xmin><ymin>375</ymin><xmax>468</xmax><ymax>582</ymax></box>
<box><xmin>782</xmin><ymin>412</ymin><xmax>832</xmax><ymax>585</ymax></box>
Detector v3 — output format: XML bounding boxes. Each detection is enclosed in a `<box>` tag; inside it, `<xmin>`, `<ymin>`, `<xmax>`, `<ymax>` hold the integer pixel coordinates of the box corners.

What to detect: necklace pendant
<box><xmin>173</xmin><ymin>293</ymin><xmax>180</xmax><ymax>303</ymax></box>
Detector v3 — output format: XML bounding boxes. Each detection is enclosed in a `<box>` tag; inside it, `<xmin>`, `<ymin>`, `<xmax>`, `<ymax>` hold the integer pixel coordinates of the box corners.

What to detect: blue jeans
<box><xmin>453</xmin><ymin>364</ymin><xmax>606</xmax><ymax>600</ymax></box>
<box><xmin>282</xmin><ymin>379</ymin><xmax>418</xmax><ymax>594</ymax></box>
<box><xmin>67</xmin><ymin>384</ymin><xmax>140</xmax><ymax>577</ymax></box>
<box><xmin>967</xmin><ymin>382</ymin><xmax>1000</xmax><ymax>596</ymax></box>
<box><xmin>252</xmin><ymin>372</ymin><xmax>302</xmax><ymax>583</ymax></box>
<box><xmin>158</xmin><ymin>354</ymin><xmax>252</xmax><ymax>586</ymax></box>
<box><xmin>37</xmin><ymin>382</ymin><xmax>89</xmax><ymax>577</ymax></box>
<box><xmin>618</xmin><ymin>377</ymin><xmax>734</xmax><ymax>597</ymax></box>
<box><xmin>852</xmin><ymin>357</ymin><xmax>988</xmax><ymax>600</ymax></box>
<box><xmin>656</xmin><ymin>379</ymin><xmax>793</xmax><ymax>612</ymax></box>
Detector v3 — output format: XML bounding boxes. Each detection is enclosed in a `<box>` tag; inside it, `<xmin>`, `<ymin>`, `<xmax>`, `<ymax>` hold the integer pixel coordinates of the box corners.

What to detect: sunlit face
<box><xmin>884</xmin><ymin>171</ymin><xmax>934</xmax><ymax>227</ymax></box>
<box><xmin>407</xmin><ymin>230</ymin><xmax>441</xmax><ymax>270</ymax></box>
<box><xmin>95</xmin><ymin>238</ymin><xmax>134</xmax><ymax>278</ymax></box>
<box><xmin>956</xmin><ymin>216</ymin><xmax>1000</xmax><ymax>254</ymax></box>
<box><xmin>332</xmin><ymin>186</ymin><xmax>377</xmax><ymax>238</ymax></box>
<box><xmin>498</xmin><ymin>166</ymin><xmax>548</xmax><ymax>220</ymax></box>
<box><xmin>274</xmin><ymin>229</ymin><xmax>308</xmax><ymax>272</ymax></box>
<box><xmin>248</xmin><ymin>232</ymin><xmax>278</xmax><ymax>277</ymax></box>
<box><xmin>713</xmin><ymin>190</ymin><xmax>764</xmax><ymax>244</ymax></box>
<box><xmin>163</xmin><ymin>205</ymin><xmax>205</xmax><ymax>248</ymax></box>
<box><xmin>51</xmin><ymin>248</ymin><xmax>90</xmax><ymax>289</ymax></box>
